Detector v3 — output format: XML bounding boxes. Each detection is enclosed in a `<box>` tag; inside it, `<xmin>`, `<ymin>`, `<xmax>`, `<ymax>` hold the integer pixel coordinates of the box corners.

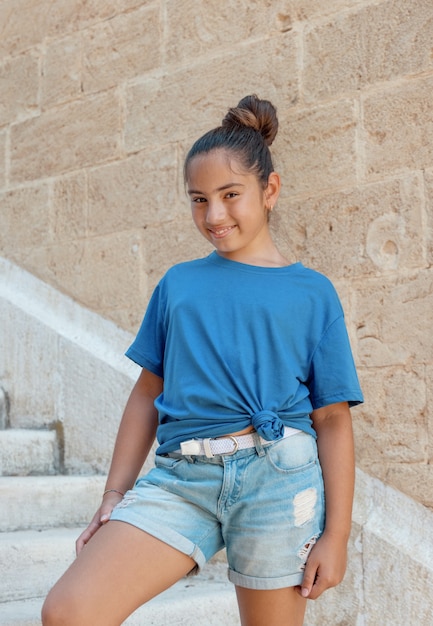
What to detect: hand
<box><xmin>296</xmin><ymin>531</ymin><xmax>349</xmax><ymax>600</ymax></box>
<box><xmin>75</xmin><ymin>492</ymin><xmax>124</xmax><ymax>555</ymax></box>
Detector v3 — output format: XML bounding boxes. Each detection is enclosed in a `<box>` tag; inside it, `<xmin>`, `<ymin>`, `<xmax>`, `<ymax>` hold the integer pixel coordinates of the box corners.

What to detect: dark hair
<box><xmin>184</xmin><ymin>95</ymin><xmax>278</xmax><ymax>188</ymax></box>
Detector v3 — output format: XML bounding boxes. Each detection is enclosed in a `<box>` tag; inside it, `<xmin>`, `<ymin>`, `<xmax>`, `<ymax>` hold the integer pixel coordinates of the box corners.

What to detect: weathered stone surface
<box><xmin>10</xmin><ymin>91</ymin><xmax>122</xmax><ymax>183</ymax></box>
<box><xmin>304</xmin><ymin>0</ymin><xmax>433</xmax><ymax>102</ymax></box>
<box><xmin>277</xmin><ymin>99</ymin><xmax>357</xmax><ymax>196</ymax></box>
<box><xmin>38</xmin><ymin>231</ymin><xmax>148</xmax><ymax>331</ymax></box>
<box><xmin>82</xmin><ymin>4</ymin><xmax>161</xmax><ymax>94</ymax></box>
<box><xmin>0</xmin><ymin>52</ymin><xmax>39</xmax><ymax>126</ymax></box>
<box><xmin>41</xmin><ymin>34</ymin><xmax>82</xmax><ymax>110</ymax></box>
<box><xmin>0</xmin><ymin>0</ymin><xmax>145</xmax><ymax>55</ymax></box>
<box><xmin>275</xmin><ymin>173</ymin><xmax>425</xmax><ymax>278</ymax></box>
<box><xmin>141</xmin><ymin>219</ymin><xmax>212</xmax><ymax>298</ymax></box>
<box><xmin>165</xmin><ymin>0</ymin><xmax>290</xmax><ymax>64</ymax></box>
<box><xmin>87</xmin><ymin>145</ymin><xmax>179</xmax><ymax>236</ymax></box>
<box><xmin>125</xmin><ymin>35</ymin><xmax>298</xmax><ymax>153</ymax></box>
<box><xmin>0</xmin><ymin>185</ymin><xmax>50</xmax><ymax>254</ymax></box>
<box><xmin>423</xmin><ymin>168</ymin><xmax>433</xmax><ymax>266</ymax></box>
<box><xmin>354</xmin><ymin>272</ymin><xmax>433</xmax><ymax>367</ymax></box>
<box><xmin>363</xmin><ymin>75</ymin><xmax>433</xmax><ymax>178</ymax></box>
<box><xmin>275</xmin><ymin>0</ymin><xmax>367</xmax><ymax>28</ymax></box>
<box><xmin>51</xmin><ymin>172</ymin><xmax>88</xmax><ymax>240</ymax></box>
<box><xmin>0</xmin><ymin>302</ymin><xmax>59</xmax><ymax>429</ymax></box>
<box><xmin>0</xmin><ymin>131</ymin><xmax>6</xmax><ymax>188</ymax></box>
<box><xmin>353</xmin><ymin>365</ymin><xmax>428</xmax><ymax>475</ymax></box>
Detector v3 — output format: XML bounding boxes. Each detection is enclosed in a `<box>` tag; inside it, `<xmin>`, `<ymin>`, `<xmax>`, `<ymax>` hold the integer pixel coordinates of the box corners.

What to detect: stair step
<box><xmin>0</xmin><ymin>562</ymin><xmax>239</xmax><ymax>626</ymax></box>
<box><xmin>0</xmin><ymin>475</ymin><xmax>106</xmax><ymax>532</ymax></box>
<box><xmin>0</xmin><ymin>430</ymin><xmax>58</xmax><ymax>476</ymax></box>
<box><xmin>0</xmin><ymin>527</ymin><xmax>77</xmax><ymax>603</ymax></box>
<box><xmin>123</xmin><ymin>561</ymin><xmax>239</xmax><ymax>625</ymax></box>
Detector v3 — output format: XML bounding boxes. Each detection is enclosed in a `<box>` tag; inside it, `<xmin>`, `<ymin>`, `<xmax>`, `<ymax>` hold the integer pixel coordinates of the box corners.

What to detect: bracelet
<box><xmin>103</xmin><ymin>489</ymin><xmax>124</xmax><ymax>498</ymax></box>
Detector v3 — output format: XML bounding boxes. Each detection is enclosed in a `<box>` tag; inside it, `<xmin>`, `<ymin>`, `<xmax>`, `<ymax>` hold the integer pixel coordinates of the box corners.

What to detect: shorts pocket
<box><xmin>154</xmin><ymin>454</ymin><xmax>185</xmax><ymax>470</ymax></box>
<box><xmin>265</xmin><ymin>433</ymin><xmax>318</xmax><ymax>473</ymax></box>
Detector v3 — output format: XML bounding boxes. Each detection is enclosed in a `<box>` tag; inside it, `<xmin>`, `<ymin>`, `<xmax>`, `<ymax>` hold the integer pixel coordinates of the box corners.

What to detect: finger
<box><xmin>75</xmin><ymin>520</ymin><xmax>101</xmax><ymax>555</ymax></box>
<box><xmin>300</xmin><ymin>559</ymin><xmax>319</xmax><ymax>598</ymax></box>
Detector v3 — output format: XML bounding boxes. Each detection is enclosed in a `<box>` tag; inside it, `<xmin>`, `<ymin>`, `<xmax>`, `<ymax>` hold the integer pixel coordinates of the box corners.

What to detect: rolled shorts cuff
<box><xmin>110</xmin><ymin>510</ymin><xmax>207</xmax><ymax>572</ymax></box>
<box><xmin>228</xmin><ymin>568</ymin><xmax>304</xmax><ymax>590</ymax></box>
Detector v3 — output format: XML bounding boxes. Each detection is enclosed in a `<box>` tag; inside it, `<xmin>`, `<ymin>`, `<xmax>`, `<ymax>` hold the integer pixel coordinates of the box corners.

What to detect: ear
<box><xmin>264</xmin><ymin>171</ymin><xmax>281</xmax><ymax>210</ymax></box>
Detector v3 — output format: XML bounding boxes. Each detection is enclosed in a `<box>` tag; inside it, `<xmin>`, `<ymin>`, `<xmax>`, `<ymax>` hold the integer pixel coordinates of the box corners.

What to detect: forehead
<box><xmin>186</xmin><ymin>149</ymin><xmax>250</xmax><ymax>186</ymax></box>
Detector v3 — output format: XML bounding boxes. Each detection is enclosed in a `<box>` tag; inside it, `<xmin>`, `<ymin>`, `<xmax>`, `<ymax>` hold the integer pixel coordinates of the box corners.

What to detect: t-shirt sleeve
<box><xmin>125</xmin><ymin>283</ymin><xmax>165</xmax><ymax>378</ymax></box>
<box><xmin>307</xmin><ymin>315</ymin><xmax>363</xmax><ymax>409</ymax></box>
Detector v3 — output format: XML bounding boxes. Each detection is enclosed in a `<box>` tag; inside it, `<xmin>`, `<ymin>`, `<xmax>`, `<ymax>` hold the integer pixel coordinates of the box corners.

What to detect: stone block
<box><xmin>124</xmin><ymin>35</ymin><xmax>298</xmax><ymax>154</ymax></box>
<box><xmin>275</xmin><ymin>173</ymin><xmax>425</xmax><ymax>280</ymax></box>
<box><xmin>0</xmin><ymin>185</ymin><xmax>50</xmax><ymax>254</ymax></box>
<box><xmin>354</xmin><ymin>271</ymin><xmax>433</xmax><ymax>367</ymax></box>
<box><xmin>0</xmin><ymin>52</ymin><xmax>39</xmax><ymax>126</ymax></box>
<box><xmin>423</xmin><ymin>168</ymin><xmax>433</xmax><ymax>267</ymax></box>
<box><xmin>277</xmin><ymin>99</ymin><xmax>357</xmax><ymax>196</ymax></box>
<box><xmin>303</xmin><ymin>0</ymin><xmax>433</xmax><ymax>102</ymax></box>
<box><xmin>0</xmin><ymin>302</ymin><xmax>59</xmax><ymax>429</ymax></box>
<box><xmin>10</xmin><ymin>91</ymin><xmax>122</xmax><ymax>183</ymax></box>
<box><xmin>51</xmin><ymin>171</ymin><xmax>88</xmax><ymax>240</ymax></box>
<box><xmin>353</xmin><ymin>366</ymin><xmax>428</xmax><ymax>476</ymax></box>
<box><xmin>82</xmin><ymin>4</ymin><xmax>161</xmax><ymax>94</ymax></box>
<box><xmin>384</xmin><ymin>463</ymin><xmax>433</xmax><ymax>510</ymax></box>
<box><xmin>39</xmin><ymin>231</ymin><xmax>148</xmax><ymax>331</ymax></box>
<box><xmin>87</xmin><ymin>145</ymin><xmax>179</xmax><ymax>236</ymax></box>
<box><xmin>275</xmin><ymin>0</ymin><xmax>366</xmax><ymax>29</ymax></box>
<box><xmin>41</xmin><ymin>34</ymin><xmax>82</xmax><ymax>110</ymax></box>
<box><xmin>363</xmin><ymin>75</ymin><xmax>433</xmax><ymax>178</ymax></box>
<box><xmin>0</xmin><ymin>0</ymin><xmax>144</xmax><ymax>55</ymax></box>
<box><xmin>0</xmin><ymin>131</ymin><xmax>6</xmax><ymax>188</ymax></box>
<box><xmin>427</xmin><ymin>363</ymin><xmax>433</xmax><ymax>465</ymax></box>
<box><xmin>352</xmin><ymin>470</ymin><xmax>433</xmax><ymax>624</ymax></box>
<box><xmin>141</xmin><ymin>219</ymin><xmax>212</xmax><ymax>300</ymax></box>
<box><xmin>59</xmin><ymin>339</ymin><xmax>142</xmax><ymax>473</ymax></box>
<box><xmin>165</xmin><ymin>0</ymin><xmax>290</xmax><ymax>64</ymax></box>
<box><xmin>363</xmin><ymin>510</ymin><xmax>433</xmax><ymax>625</ymax></box>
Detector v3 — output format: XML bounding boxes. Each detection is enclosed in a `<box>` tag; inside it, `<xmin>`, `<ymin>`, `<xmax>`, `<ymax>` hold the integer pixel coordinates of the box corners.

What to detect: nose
<box><xmin>205</xmin><ymin>199</ymin><xmax>226</xmax><ymax>225</ymax></box>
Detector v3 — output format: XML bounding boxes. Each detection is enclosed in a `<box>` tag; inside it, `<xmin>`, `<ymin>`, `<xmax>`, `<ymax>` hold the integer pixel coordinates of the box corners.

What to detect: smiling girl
<box><xmin>42</xmin><ymin>95</ymin><xmax>363</xmax><ymax>626</ymax></box>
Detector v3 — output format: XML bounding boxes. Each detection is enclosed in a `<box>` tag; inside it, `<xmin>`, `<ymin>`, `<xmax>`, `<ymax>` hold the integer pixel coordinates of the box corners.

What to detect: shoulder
<box><xmin>293</xmin><ymin>265</ymin><xmax>344</xmax><ymax>315</ymax></box>
<box><xmin>162</xmin><ymin>255</ymin><xmax>211</xmax><ymax>282</ymax></box>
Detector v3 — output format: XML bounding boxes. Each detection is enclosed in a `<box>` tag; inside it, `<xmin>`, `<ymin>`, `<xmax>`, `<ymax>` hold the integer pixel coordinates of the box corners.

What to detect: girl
<box><xmin>42</xmin><ymin>95</ymin><xmax>363</xmax><ymax>626</ymax></box>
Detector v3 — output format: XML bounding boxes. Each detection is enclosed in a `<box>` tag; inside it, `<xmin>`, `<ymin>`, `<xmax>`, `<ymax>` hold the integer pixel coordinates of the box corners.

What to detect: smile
<box><xmin>208</xmin><ymin>226</ymin><xmax>236</xmax><ymax>238</ymax></box>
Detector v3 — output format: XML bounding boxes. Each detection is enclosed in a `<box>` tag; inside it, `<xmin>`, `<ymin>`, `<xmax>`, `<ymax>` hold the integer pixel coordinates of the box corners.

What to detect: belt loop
<box><xmin>253</xmin><ymin>432</ymin><xmax>265</xmax><ymax>457</ymax></box>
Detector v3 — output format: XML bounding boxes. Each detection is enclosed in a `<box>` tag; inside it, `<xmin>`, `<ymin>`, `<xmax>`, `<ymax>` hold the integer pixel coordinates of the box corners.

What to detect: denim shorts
<box><xmin>110</xmin><ymin>431</ymin><xmax>325</xmax><ymax>590</ymax></box>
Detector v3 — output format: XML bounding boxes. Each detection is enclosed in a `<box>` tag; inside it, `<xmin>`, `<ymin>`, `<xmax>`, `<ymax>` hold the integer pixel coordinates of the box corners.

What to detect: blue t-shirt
<box><xmin>126</xmin><ymin>252</ymin><xmax>363</xmax><ymax>454</ymax></box>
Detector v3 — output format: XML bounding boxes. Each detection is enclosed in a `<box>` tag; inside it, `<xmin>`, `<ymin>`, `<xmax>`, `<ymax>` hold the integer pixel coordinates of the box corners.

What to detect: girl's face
<box><xmin>186</xmin><ymin>149</ymin><xmax>280</xmax><ymax>264</ymax></box>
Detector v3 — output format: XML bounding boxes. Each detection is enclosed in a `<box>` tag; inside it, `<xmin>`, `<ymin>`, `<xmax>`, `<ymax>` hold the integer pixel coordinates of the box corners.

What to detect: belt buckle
<box><xmin>223</xmin><ymin>435</ymin><xmax>239</xmax><ymax>456</ymax></box>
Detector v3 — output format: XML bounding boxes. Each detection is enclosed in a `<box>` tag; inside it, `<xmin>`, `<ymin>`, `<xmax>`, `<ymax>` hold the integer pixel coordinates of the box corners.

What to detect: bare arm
<box><xmin>298</xmin><ymin>401</ymin><xmax>355</xmax><ymax>599</ymax></box>
<box><xmin>76</xmin><ymin>368</ymin><xmax>163</xmax><ymax>553</ymax></box>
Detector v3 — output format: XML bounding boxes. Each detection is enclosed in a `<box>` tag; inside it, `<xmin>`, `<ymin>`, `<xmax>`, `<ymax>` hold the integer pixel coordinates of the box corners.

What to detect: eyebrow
<box><xmin>187</xmin><ymin>182</ymin><xmax>245</xmax><ymax>195</ymax></box>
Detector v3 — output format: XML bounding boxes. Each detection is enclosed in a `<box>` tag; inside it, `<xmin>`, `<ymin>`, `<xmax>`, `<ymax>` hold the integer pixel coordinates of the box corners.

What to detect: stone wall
<box><xmin>1</xmin><ymin>0</ymin><xmax>432</xmax><ymax>508</ymax></box>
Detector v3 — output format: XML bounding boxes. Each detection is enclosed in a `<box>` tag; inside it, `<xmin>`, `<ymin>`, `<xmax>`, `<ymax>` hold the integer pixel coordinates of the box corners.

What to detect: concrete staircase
<box><xmin>0</xmin><ymin>424</ymin><xmax>239</xmax><ymax>626</ymax></box>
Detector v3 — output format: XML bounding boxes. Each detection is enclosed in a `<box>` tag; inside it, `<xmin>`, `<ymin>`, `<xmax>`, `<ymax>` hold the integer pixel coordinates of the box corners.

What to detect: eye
<box><xmin>225</xmin><ymin>192</ymin><xmax>238</xmax><ymax>199</ymax></box>
<box><xmin>191</xmin><ymin>196</ymin><xmax>207</xmax><ymax>204</ymax></box>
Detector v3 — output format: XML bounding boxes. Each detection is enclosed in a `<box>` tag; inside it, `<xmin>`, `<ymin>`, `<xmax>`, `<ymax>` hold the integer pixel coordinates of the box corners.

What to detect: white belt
<box><xmin>178</xmin><ymin>427</ymin><xmax>301</xmax><ymax>458</ymax></box>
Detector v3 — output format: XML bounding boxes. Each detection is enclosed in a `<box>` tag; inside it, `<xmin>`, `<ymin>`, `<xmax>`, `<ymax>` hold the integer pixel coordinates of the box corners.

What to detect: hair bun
<box><xmin>221</xmin><ymin>94</ymin><xmax>278</xmax><ymax>147</ymax></box>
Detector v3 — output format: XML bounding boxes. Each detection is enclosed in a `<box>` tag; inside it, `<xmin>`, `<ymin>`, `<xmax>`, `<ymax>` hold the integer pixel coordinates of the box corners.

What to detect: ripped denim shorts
<box><xmin>110</xmin><ymin>431</ymin><xmax>325</xmax><ymax>590</ymax></box>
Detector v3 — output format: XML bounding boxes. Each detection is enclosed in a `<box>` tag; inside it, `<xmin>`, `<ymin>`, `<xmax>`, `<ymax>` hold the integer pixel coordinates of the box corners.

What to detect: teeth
<box><xmin>212</xmin><ymin>226</ymin><xmax>233</xmax><ymax>235</ymax></box>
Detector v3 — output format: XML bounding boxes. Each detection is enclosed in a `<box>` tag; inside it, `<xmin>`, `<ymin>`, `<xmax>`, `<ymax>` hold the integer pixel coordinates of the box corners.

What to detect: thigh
<box><xmin>42</xmin><ymin>521</ymin><xmax>195</xmax><ymax>626</ymax></box>
<box><xmin>236</xmin><ymin>586</ymin><xmax>307</xmax><ymax>626</ymax></box>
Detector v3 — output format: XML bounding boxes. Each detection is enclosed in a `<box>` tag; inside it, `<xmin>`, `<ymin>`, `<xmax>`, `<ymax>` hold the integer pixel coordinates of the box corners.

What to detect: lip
<box><xmin>207</xmin><ymin>225</ymin><xmax>236</xmax><ymax>239</ymax></box>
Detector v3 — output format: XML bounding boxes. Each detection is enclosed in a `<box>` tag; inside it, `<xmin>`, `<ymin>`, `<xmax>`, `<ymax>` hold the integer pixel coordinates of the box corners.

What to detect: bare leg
<box><xmin>42</xmin><ymin>521</ymin><xmax>195</xmax><ymax>626</ymax></box>
<box><xmin>235</xmin><ymin>586</ymin><xmax>307</xmax><ymax>626</ymax></box>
